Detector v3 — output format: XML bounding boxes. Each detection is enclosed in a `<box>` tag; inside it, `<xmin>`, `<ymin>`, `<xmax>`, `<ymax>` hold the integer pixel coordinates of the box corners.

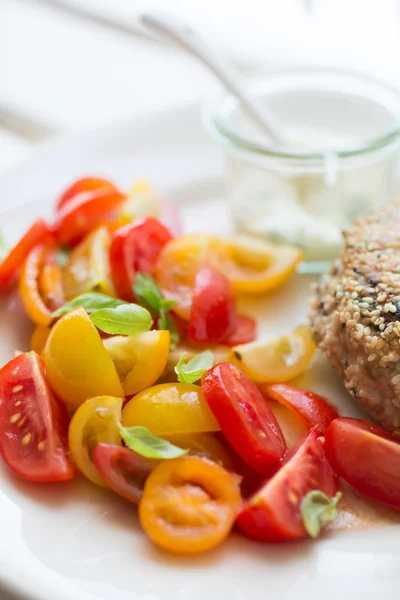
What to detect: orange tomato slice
<box><xmin>139</xmin><ymin>456</ymin><xmax>241</xmax><ymax>554</ymax></box>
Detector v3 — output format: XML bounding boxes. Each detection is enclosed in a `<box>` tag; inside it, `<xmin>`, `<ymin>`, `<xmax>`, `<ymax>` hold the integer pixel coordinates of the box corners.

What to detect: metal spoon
<box><xmin>140</xmin><ymin>12</ymin><xmax>287</xmax><ymax>146</ymax></box>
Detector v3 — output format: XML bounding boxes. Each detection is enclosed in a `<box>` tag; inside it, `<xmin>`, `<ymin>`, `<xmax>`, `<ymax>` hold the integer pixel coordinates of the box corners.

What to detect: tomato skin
<box><xmin>110</xmin><ymin>217</ymin><xmax>173</xmax><ymax>301</ymax></box>
<box><xmin>224</xmin><ymin>315</ymin><xmax>256</xmax><ymax>346</ymax></box>
<box><xmin>122</xmin><ymin>382</ymin><xmax>220</xmax><ymax>436</ymax></box>
<box><xmin>69</xmin><ymin>396</ymin><xmax>123</xmax><ymax>487</ymax></box>
<box><xmin>19</xmin><ymin>243</ymin><xmax>64</xmax><ymax>326</ymax></box>
<box><xmin>0</xmin><ymin>352</ymin><xmax>75</xmax><ymax>482</ymax></box>
<box><xmin>139</xmin><ymin>455</ymin><xmax>241</xmax><ymax>554</ymax></box>
<box><xmin>57</xmin><ymin>177</ymin><xmax>119</xmax><ymax>211</ymax></box>
<box><xmin>202</xmin><ymin>363</ymin><xmax>286</xmax><ymax>474</ymax></box>
<box><xmin>262</xmin><ymin>384</ymin><xmax>339</xmax><ymax>434</ymax></box>
<box><xmin>54</xmin><ymin>184</ymin><xmax>126</xmax><ymax>246</ymax></box>
<box><xmin>325</xmin><ymin>418</ymin><xmax>400</xmax><ymax>509</ymax></box>
<box><xmin>0</xmin><ymin>219</ymin><xmax>52</xmax><ymax>292</ymax></box>
<box><xmin>93</xmin><ymin>443</ymin><xmax>157</xmax><ymax>503</ymax></box>
<box><xmin>187</xmin><ymin>265</ymin><xmax>236</xmax><ymax>344</ymax></box>
<box><xmin>236</xmin><ymin>427</ymin><xmax>338</xmax><ymax>542</ymax></box>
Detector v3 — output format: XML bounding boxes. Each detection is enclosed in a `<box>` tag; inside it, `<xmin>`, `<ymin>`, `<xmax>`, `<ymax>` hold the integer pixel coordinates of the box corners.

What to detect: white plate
<box><xmin>0</xmin><ymin>104</ymin><xmax>399</xmax><ymax>600</ymax></box>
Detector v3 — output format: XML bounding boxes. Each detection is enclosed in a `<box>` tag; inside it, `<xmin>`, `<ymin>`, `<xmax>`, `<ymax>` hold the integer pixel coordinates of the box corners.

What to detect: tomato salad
<box><xmin>0</xmin><ymin>176</ymin><xmax>397</xmax><ymax>555</ymax></box>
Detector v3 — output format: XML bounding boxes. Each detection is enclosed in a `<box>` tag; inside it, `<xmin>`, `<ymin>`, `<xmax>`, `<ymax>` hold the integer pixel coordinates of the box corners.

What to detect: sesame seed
<box><xmin>368</xmin><ymin>354</ymin><xmax>376</xmax><ymax>361</ymax></box>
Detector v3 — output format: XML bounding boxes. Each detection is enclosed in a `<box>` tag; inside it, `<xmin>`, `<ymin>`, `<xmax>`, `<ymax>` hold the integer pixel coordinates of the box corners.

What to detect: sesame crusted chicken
<box><xmin>310</xmin><ymin>202</ymin><xmax>400</xmax><ymax>430</ymax></box>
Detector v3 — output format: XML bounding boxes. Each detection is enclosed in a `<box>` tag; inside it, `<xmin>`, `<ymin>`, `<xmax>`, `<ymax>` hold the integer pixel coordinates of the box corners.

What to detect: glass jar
<box><xmin>204</xmin><ymin>69</ymin><xmax>400</xmax><ymax>272</ymax></box>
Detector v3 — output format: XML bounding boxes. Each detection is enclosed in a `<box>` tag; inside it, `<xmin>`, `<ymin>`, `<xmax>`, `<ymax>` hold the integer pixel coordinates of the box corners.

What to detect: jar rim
<box><xmin>203</xmin><ymin>67</ymin><xmax>400</xmax><ymax>163</ymax></box>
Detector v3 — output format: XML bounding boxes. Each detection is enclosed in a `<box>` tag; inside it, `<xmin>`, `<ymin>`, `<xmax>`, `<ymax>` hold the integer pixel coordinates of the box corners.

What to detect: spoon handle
<box><xmin>140</xmin><ymin>12</ymin><xmax>286</xmax><ymax>145</ymax></box>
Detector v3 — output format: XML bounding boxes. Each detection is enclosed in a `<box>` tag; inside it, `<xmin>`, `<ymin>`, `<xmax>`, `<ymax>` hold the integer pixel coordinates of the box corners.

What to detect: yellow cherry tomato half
<box><xmin>62</xmin><ymin>226</ymin><xmax>114</xmax><ymax>300</ymax></box>
<box><xmin>44</xmin><ymin>307</ymin><xmax>123</xmax><ymax>408</ymax></box>
<box><xmin>122</xmin><ymin>383</ymin><xmax>220</xmax><ymax>436</ymax></box>
<box><xmin>209</xmin><ymin>235</ymin><xmax>303</xmax><ymax>295</ymax></box>
<box><xmin>139</xmin><ymin>456</ymin><xmax>241</xmax><ymax>554</ymax></box>
<box><xmin>30</xmin><ymin>324</ymin><xmax>51</xmax><ymax>355</ymax></box>
<box><xmin>155</xmin><ymin>234</ymin><xmax>302</xmax><ymax>319</ymax></box>
<box><xmin>69</xmin><ymin>395</ymin><xmax>122</xmax><ymax>487</ymax></box>
<box><xmin>229</xmin><ymin>325</ymin><xmax>316</xmax><ymax>383</ymax></box>
<box><xmin>162</xmin><ymin>433</ymin><xmax>234</xmax><ymax>470</ymax></box>
<box><xmin>103</xmin><ymin>330</ymin><xmax>170</xmax><ymax>396</ymax></box>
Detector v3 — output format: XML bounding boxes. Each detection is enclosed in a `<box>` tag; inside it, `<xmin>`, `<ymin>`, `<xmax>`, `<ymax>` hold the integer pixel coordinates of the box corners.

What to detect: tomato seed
<box><xmin>21</xmin><ymin>433</ymin><xmax>32</xmax><ymax>446</ymax></box>
<box><xmin>38</xmin><ymin>441</ymin><xmax>46</xmax><ymax>451</ymax></box>
<box><xmin>15</xmin><ymin>400</ymin><xmax>22</xmax><ymax>407</ymax></box>
<box><xmin>9</xmin><ymin>413</ymin><xmax>21</xmax><ymax>424</ymax></box>
<box><xmin>12</xmin><ymin>385</ymin><xmax>23</xmax><ymax>393</ymax></box>
<box><xmin>17</xmin><ymin>416</ymin><xmax>27</xmax><ymax>428</ymax></box>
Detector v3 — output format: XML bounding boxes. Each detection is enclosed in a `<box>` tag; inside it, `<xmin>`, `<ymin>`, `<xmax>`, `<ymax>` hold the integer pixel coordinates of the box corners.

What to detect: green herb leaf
<box><xmin>90</xmin><ymin>303</ymin><xmax>152</xmax><ymax>335</ymax></box>
<box><xmin>118</xmin><ymin>424</ymin><xmax>188</xmax><ymax>459</ymax></box>
<box><xmin>52</xmin><ymin>292</ymin><xmax>127</xmax><ymax>318</ymax></box>
<box><xmin>160</xmin><ymin>298</ymin><xmax>178</xmax><ymax>312</ymax></box>
<box><xmin>301</xmin><ymin>490</ymin><xmax>342</xmax><ymax>539</ymax></box>
<box><xmin>174</xmin><ymin>350</ymin><xmax>214</xmax><ymax>384</ymax></box>
<box><xmin>56</xmin><ymin>246</ymin><xmax>71</xmax><ymax>267</ymax></box>
<box><xmin>133</xmin><ymin>273</ymin><xmax>164</xmax><ymax>313</ymax></box>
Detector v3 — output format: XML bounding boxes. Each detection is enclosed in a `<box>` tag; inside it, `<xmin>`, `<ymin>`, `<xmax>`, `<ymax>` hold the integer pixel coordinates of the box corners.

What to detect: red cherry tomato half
<box><xmin>325</xmin><ymin>417</ymin><xmax>400</xmax><ymax>509</ymax></box>
<box><xmin>236</xmin><ymin>427</ymin><xmax>338</xmax><ymax>542</ymax></box>
<box><xmin>57</xmin><ymin>177</ymin><xmax>120</xmax><ymax>211</ymax></box>
<box><xmin>187</xmin><ymin>265</ymin><xmax>236</xmax><ymax>344</ymax></box>
<box><xmin>109</xmin><ymin>217</ymin><xmax>173</xmax><ymax>301</ymax></box>
<box><xmin>223</xmin><ymin>314</ymin><xmax>257</xmax><ymax>346</ymax></box>
<box><xmin>93</xmin><ymin>443</ymin><xmax>158</xmax><ymax>504</ymax></box>
<box><xmin>0</xmin><ymin>219</ymin><xmax>52</xmax><ymax>292</ymax></box>
<box><xmin>202</xmin><ymin>362</ymin><xmax>286</xmax><ymax>474</ymax></box>
<box><xmin>261</xmin><ymin>384</ymin><xmax>339</xmax><ymax>434</ymax></box>
<box><xmin>54</xmin><ymin>181</ymin><xmax>126</xmax><ymax>246</ymax></box>
<box><xmin>0</xmin><ymin>352</ymin><xmax>75</xmax><ymax>482</ymax></box>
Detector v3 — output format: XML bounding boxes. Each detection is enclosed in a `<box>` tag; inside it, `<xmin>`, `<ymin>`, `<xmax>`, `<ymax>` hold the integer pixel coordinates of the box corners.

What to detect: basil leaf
<box><xmin>159</xmin><ymin>309</ymin><xmax>179</xmax><ymax>349</ymax></box>
<box><xmin>56</xmin><ymin>245</ymin><xmax>71</xmax><ymax>267</ymax></box>
<box><xmin>90</xmin><ymin>303</ymin><xmax>152</xmax><ymax>335</ymax></box>
<box><xmin>160</xmin><ymin>298</ymin><xmax>177</xmax><ymax>312</ymax></box>
<box><xmin>174</xmin><ymin>350</ymin><xmax>214</xmax><ymax>384</ymax></box>
<box><xmin>301</xmin><ymin>490</ymin><xmax>342</xmax><ymax>539</ymax></box>
<box><xmin>118</xmin><ymin>424</ymin><xmax>188</xmax><ymax>459</ymax></box>
<box><xmin>133</xmin><ymin>273</ymin><xmax>164</xmax><ymax>312</ymax></box>
<box><xmin>52</xmin><ymin>292</ymin><xmax>126</xmax><ymax>318</ymax></box>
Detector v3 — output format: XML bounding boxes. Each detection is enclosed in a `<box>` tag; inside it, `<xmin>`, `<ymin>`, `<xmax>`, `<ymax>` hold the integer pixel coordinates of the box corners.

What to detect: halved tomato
<box><xmin>201</xmin><ymin>362</ymin><xmax>286</xmax><ymax>474</ymax></box>
<box><xmin>262</xmin><ymin>384</ymin><xmax>339</xmax><ymax>434</ymax></box>
<box><xmin>110</xmin><ymin>217</ymin><xmax>173</xmax><ymax>301</ymax></box>
<box><xmin>155</xmin><ymin>234</ymin><xmax>212</xmax><ymax>319</ymax></box>
<box><xmin>139</xmin><ymin>455</ymin><xmax>241</xmax><ymax>554</ymax></box>
<box><xmin>0</xmin><ymin>352</ymin><xmax>75</xmax><ymax>482</ymax></box>
<box><xmin>224</xmin><ymin>315</ymin><xmax>256</xmax><ymax>346</ymax></box>
<box><xmin>57</xmin><ymin>177</ymin><xmax>120</xmax><ymax>211</ymax></box>
<box><xmin>62</xmin><ymin>226</ymin><xmax>114</xmax><ymax>299</ymax></box>
<box><xmin>122</xmin><ymin>382</ymin><xmax>220</xmax><ymax>436</ymax></box>
<box><xmin>187</xmin><ymin>265</ymin><xmax>236</xmax><ymax>344</ymax></box>
<box><xmin>69</xmin><ymin>396</ymin><xmax>122</xmax><ymax>487</ymax></box>
<box><xmin>236</xmin><ymin>427</ymin><xmax>338</xmax><ymax>542</ymax></box>
<box><xmin>229</xmin><ymin>325</ymin><xmax>316</xmax><ymax>383</ymax></box>
<box><xmin>93</xmin><ymin>443</ymin><xmax>157</xmax><ymax>503</ymax></box>
<box><xmin>325</xmin><ymin>418</ymin><xmax>400</xmax><ymax>509</ymax></box>
<box><xmin>0</xmin><ymin>219</ymin><xmax>52</xmax><ymax>292</ymax></box>
<box><xmin>44</xmin><ymin>307</ymin><xmax>123</xmax><ymax>408</ymax></box>
<box><xmin>19</xmin><ymin>243</ymin><xmax>64</xmax><ymax>326</ymax></box>
<box><xmin>209</xmin><ymin>235</ymin><xmax>303</xmax><ymax>295</ymax></box>
<box><xmin>54</xmin><ymin>180</ymin><xmax>126</xmax><ymax>246</ymax></box>
<box><xmin>103</xmin><ymin>330</ymin><xmax>170</xmax><ymax>396</ymax></box>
